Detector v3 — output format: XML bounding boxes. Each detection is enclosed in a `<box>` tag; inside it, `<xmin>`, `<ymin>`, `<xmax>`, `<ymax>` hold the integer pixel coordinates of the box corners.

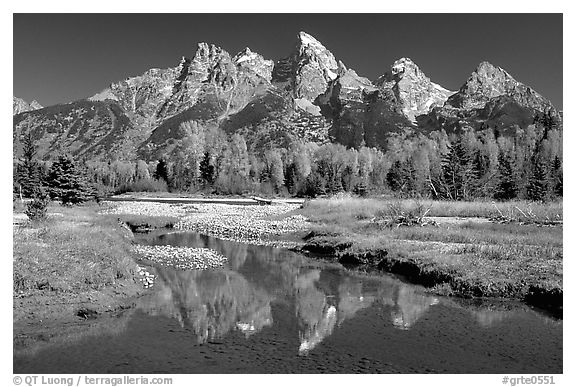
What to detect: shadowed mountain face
<box><xmin>13</xmin><ymin>32</ymin><xmax>561</xmax><ymax>161</ymax></box>
<box><xmin>12</xmin><ymin>100</ymin><xmax>137</xmax><ymax>161</ymax></box>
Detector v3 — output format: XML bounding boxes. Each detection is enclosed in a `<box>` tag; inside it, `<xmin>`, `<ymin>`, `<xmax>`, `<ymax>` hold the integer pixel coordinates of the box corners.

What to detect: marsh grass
<box><xmin>391</xmin><ymin>222</ymin><xmax>562</xmax><ymax>248</ymax></box>
<box><xmin>301</xmin><ymin>195</ymin><xmax>562</xmax><ymax>224</ymax></box>
<box><xmin>297</xmin><ymin>195</ymin><xmax>563</xmax><ymax>301</ymax></box>
<box><xmin>13</xmin><ymin>204</ymin><xmax>139</xmax><ymax>295</ymax></box>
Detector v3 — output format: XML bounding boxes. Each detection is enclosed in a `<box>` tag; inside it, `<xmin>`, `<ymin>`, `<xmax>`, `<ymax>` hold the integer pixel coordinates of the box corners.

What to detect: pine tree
<box><xmin>199</xmin><ymin>152</ymin><xmax>215</xmax><ymax>186</ymax></box>
<box><xmin>154</xmin><ymin>158</ymin><xmax>170</xmax><ymax>185</ymax></box>
<box><xmin>494</xmin><ymin>152</ymin><xmax>518</xmax><ymax>200</ymax></box>
<box><xmin>284</xmin><ymin>162</ymin><xmax>298</xmax><ymax>195</ymax></box>
<box><xmin>439</xmin><ymin>139</ymin><xmax>475</xmax><ymax>200</ymax></box>
<box><xmin>16</xmin><ymin>132</ymin><xmax>42</xmax><ymax>197</ymax></box>
<box><xmin>526</xmin><ymin>156</ymin><xmax>549</xmax><ymax>201</ymax></box>
<box><xmin>386</xmin><ymin>160</ymin><xmax>407</xmax><ymax>192</ymax></box>
<box><xmin>47</xmin><ymin>155</ymin><xmax>93</xmax><ymax>205</ymax></box>
<box><xmin>550</xmin><ymin>156</ymin><xmax>563</xmax><ymax>197</ymax></box>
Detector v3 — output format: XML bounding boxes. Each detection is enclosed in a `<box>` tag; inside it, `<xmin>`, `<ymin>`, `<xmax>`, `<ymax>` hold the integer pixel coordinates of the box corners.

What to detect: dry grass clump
<box><xmin>374</xmin><ymin>201</ymin><xmax>436</xmax><ymax>228</ymax></box>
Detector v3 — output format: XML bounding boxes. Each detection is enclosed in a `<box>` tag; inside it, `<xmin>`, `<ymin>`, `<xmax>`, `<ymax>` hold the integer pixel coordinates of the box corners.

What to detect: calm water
<box><xmin>14</xmin><ymin>232</ymin><xmax>562</xmax><ymax>373</ymax></box>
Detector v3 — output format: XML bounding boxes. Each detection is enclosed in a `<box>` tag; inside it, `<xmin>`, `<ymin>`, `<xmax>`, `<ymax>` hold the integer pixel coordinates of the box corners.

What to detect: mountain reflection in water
<box><xmin>136</xmin><ymin>232</ymin><xmax>441</xmax><ymax>354</ymax></box>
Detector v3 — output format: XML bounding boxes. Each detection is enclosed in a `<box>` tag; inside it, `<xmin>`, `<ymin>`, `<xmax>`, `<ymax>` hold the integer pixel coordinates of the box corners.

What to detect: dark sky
<box><xmin>13</xmin><ymin>13</ymin><xmax>563</xmax><ymax>109</ymax></box>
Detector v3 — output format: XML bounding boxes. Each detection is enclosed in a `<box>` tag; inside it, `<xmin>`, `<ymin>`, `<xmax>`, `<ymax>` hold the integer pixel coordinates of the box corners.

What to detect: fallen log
<box><xmin>251</xmin><ymin>196</ymin><xmax>273</xmax><ymax>205</ymax></box>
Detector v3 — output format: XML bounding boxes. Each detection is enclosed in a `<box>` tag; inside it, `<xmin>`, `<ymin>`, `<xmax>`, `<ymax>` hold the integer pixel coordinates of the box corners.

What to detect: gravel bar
<box><xmin>101</xmin><ymin>201</ymin><xmax>310</xmax><ymax>246</ymax></box>
<box><xmin>133</xmin><ymin>245</ymin><xmax>228</xmax><ymax>270</ymax></box>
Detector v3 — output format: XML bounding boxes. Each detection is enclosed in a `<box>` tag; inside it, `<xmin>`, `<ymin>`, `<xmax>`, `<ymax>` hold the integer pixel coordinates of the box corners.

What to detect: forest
<box><xmin>14</xmin><ymin>113</ymin><xmax>563</xmax><ymax>204</ymax></box>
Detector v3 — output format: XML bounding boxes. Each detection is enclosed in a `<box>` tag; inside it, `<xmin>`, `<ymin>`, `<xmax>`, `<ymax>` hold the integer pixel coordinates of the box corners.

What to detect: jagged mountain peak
<box><xmin>13</xmin><ymin>96</ymin><xmax>43</xmax><ymax>115</ymax></box>
<box><xmin>390</xmin><ymin>57</ymin><xmax>421</xmax><ymax>78</ymax></box>
<box><xmin>15</xmin><ymin>34</ymin><xmax>562</xmax><ymax>162</ymax></box>
<box><xmin>232</xmin><ymin>47</ymin><xmax>274</xmax><ymax>82</ymax></box>
<box><xmin>190</xmin><ymin>42</ymin><xmax>234</xmax><ymax>74</ymax></box>
<box><xmin>272</xmin><ymin>31</ymin><xmax>339</xmax><ymax>101</ymax></box>
<box><xmin>375</xmin><ymin>58</ymin><xmax>454</xmax><ymax>122</ymax></box>
<box><xmin>446</xmin><ymin>61</ymin><xmax>554</xmax><ymax>111</ymax></box>
<box><xmin>234</xmin><ymin>47</ymin><xmax>254</xmax><ymax>59</ymax></box>
<box><xmin>295</xmin><ymin>31</ymin><xmax>338</xmax><ymax>71</ymax></box>
<box><xmin>337</xmin><ymin>60</ymin><xmax>348</xmax><ymax>73</ymax></box>
<box><xmin>194</xmin><ymin>42</ymin><xmax>225</xmax><ymax>57</ymax></box>
<box><xmin>475</xmin><ymin>60</ymin><xmax>508</xmax><ymax>73</ymax></box>
<box><xmin>469</xmin><ymin>61</ymin><xmax>516</xmax><ymax>85</ymax></box>
<box><xmin>29</xmin><ymin>100</ymin><xmax>43</xmax><ymax>110</ymax></box>
<box><xmin>298</xmin><ymin>31</ymin><xmax>324</xmax><ymax>48</ymax></box>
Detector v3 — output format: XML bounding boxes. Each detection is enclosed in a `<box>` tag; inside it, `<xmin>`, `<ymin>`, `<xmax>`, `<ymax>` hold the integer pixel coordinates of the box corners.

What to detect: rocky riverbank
<box><xmin>102</xmin><ymin>201</ymin><xmax>310</xmax><ymax>247</ymax></box>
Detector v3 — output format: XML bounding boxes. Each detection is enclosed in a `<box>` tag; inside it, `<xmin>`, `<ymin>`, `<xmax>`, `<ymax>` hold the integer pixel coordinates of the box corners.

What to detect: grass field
<box><xmin>13</xmin><ymin>205</ymin><xmax>141</xmax><ymax>296</ymax></box>
<box><xmin>302</xmin><ymin>194</ymin><xmax>562</xmax><ymax>224</ymax></box>
<box><xmin>295</xmin><ymin>195</ymin><xmax>563</xmax><ymax>313</ymax></box>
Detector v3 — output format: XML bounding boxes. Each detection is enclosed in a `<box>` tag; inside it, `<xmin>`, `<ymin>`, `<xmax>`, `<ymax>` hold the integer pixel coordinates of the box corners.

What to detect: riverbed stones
<box><xmin>102</xmin><ymin>201</ymin><xmax>310</xmax><ymax>246</ymax></box>
<box><xmin>101</xmin><ymin>202</ymin><xmax>190</xmax><ymax>218</ymax></box>
<box><xmin>135</xmin><ymin>265</ymin><xmax>157</xmax><ymax>288</ymax></box>
<box><xmin>133</xmin><ymin>245</ymin><xmax>228</xmax><ymax>271</ymax></box>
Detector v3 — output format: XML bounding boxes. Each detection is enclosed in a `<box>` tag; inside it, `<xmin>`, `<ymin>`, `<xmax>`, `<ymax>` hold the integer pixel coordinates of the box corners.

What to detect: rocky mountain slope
<box><xmin>375</xmin><ymin>58</ymin><xmax>454</xmax><ymax>122</ymax></box>
<box><xmin>272</xmin><ymin>31</ymin><xmax>339</xmax><ymax>104</ymax></box>
<box><xmin>13</xmin><ymin>31</ymin><xmax>561</xmax><ymax>161</ymax></box>
<box><xmin>13</xmin><ymin>96</ymin><xmax>42</xmax><ymax>115</ymax></box>
<box><xmin>417</xmin><ymin>61</ymin><xmax>559</xmax><ymax>133</ymax></box>
<box><xmin>13</xmin><ymin>100</ymin><xmax>137</xmax><ymax>161</ymax></box>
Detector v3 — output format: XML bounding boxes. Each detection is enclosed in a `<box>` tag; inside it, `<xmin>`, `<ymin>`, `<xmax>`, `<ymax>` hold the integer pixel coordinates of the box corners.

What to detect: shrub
<box><xmin>25</xmin><ymin>192</ymin><xmax>50</xmax><ymax>221</ymax></box>
<box><xmin>375</xmin><ymin>200</ymin><xmax>435</xmax><ymax>228</ymax></box>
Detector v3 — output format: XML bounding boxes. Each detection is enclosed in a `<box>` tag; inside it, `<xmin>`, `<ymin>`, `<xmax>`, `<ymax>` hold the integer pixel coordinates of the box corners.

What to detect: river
<box><xmin>14</xmin><ymin>232</ymin><xmax>562</xmax><ymax>373</ymax></box>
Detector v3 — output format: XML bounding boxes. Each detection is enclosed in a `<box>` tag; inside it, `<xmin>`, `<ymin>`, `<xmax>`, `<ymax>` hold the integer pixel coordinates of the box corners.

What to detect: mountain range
<box><xmin>13</xmin><ymin>31</ymin><xmax>561</xmax><ymax>161</ymax></box>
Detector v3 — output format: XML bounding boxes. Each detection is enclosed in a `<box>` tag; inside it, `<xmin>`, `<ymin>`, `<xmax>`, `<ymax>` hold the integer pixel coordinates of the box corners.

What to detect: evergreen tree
<box><xmin>154</xmin><ymin>158</ymin><xmax>170</xmax><ymax>185</ymax></box>
<box><xmin>47</xmin><ymin>155</ymin><xmax>93</xmax><ymax>205</ymax></box>
<box><xmin>494</xmin><ymin>152</ymin><xmax>518</xmax><ymax>200</ymax></box>
<box><xmin>386</xmin><ymin>160</ymin><xmax>407</xmax><ymax>192</ymax></box>
<box><xmin>284</xmin><ymin>162</ymin><xmax>298</xmax><ymax>195</ymax></box>
<box><xmin>199</xmin><ymin>152</ymin><xmax>215</xmax><ymax>186</ymax></box>
<box><xmin>550</xmin><ymin>155</ymin><xmax>563</xmax><ymax>197</ymax></box>
<box><xmin>16</xmin><ymin>132</ymin><xmax>42</xmax><ymax>197</ymax></box>
<box><xmin>526</xmin><ymin>156</ymin><xmax>549</xmax><ymax>201</ymax></box>
<box><xmin>439</xmin><ymin>139</ymin><xmax>475</xmax><ymax>200</ymax></box>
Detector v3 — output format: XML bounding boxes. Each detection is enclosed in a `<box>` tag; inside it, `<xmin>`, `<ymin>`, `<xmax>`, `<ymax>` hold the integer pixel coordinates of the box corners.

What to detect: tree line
<box><xmin>14</xmin><ymin>116</ymin><xmax>562</xmax><ymax>204</ymax></box>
